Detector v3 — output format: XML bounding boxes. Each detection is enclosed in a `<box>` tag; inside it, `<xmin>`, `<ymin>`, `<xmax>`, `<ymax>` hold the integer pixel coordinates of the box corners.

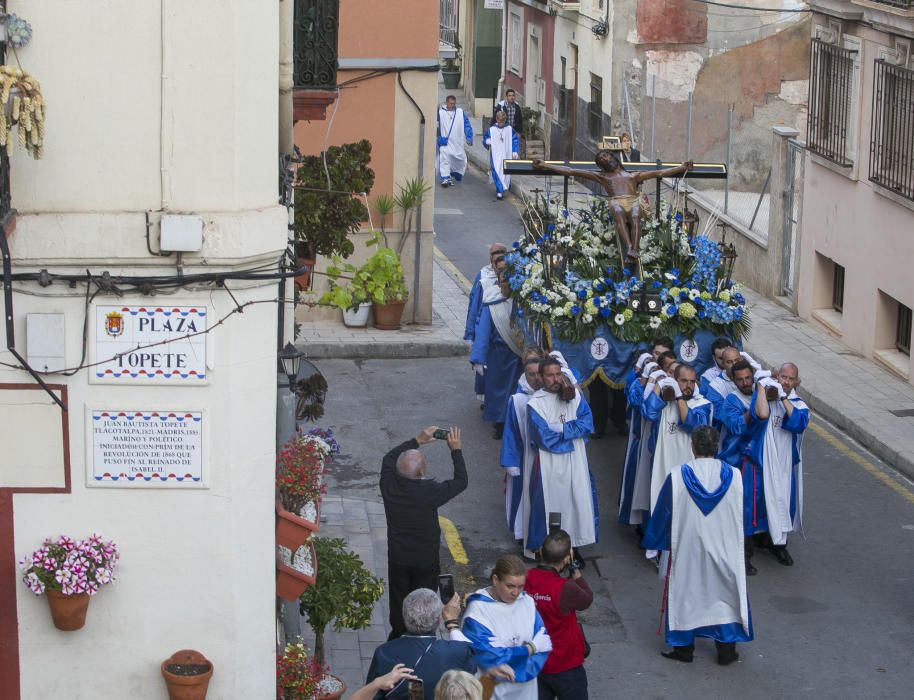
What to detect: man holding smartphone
<box><xmin>381</xmin><ymin>426</ymin><xmax>468</xmax><ymax>640</ymax></box>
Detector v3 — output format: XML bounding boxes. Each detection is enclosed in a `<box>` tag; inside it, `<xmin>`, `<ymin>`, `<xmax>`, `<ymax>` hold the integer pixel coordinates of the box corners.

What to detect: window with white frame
<box><xmin>509</xmin><ymin>9</ymin><xmax>523</xmax><ymax>76</ymax></box>
<box><xmin>807</xmin><ymin>33</ymin><xmax>861</xmax><ymax>166</ymax></box>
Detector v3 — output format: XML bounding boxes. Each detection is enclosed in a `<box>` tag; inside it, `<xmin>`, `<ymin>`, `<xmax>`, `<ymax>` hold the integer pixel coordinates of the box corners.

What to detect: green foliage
<box><xmin>299</xmin><ymin>537</ymin><xmax>385</xmax><ymax>665</ymax></box>
<box><xmin>521</xmin><ymin>107</ymin><xmax>541</xmax><ymax>140</ymax></box>
<box><xmin>319</xmin><ymin>235</ymin><xmax>408</xmax><ymax>308</ymax></box>
<box><xmin>394</xmin><ymin>177</ymin><xmax>432</xmax><ymax>256</ymax></box>
<box><xmin>294</xmin><ymin>140</ymin><xmax>375</xmax><ymax>259</ymax></box>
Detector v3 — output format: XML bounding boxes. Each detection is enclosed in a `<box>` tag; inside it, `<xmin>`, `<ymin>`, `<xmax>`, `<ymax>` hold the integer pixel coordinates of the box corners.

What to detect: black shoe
<box><xmin>771</xmin><ymin>547</ymin><xmax>794</xmax><ymax>566</ymax></box>
<box><xmin>493</xmin><ymin>423</ymin><xmax>504</xmax><ymax>440</ymax></box>
<box><xmin>661</xmin><ymin>647</ymin><xmax>694</xmax><ymax>663</ymax></box>
<box><xmin>746</xmin><ymin>560</ymin><xmax>758</xmax><ymax>576</ymax></box>
<box><xmin>716</xmin><ymin>643</ymin><xmax>739</xmax><ymax>666</ymax></box>
<box><xmin>479</xmin><ymin>403</ymin><xmax>485</xmax><ymax>411</ymax></box>
<box><xmin>571</xmin><ymin>548</ymin><xmax>586</xmax><ymax>570</ymax></box>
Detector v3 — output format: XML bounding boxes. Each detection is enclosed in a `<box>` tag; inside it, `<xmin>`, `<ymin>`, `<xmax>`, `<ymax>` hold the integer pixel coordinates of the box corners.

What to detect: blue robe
<box><xmin>618</xmin><ymin>378</ymin><xmax>645</xmax><ymax>525</ymax></box>
<box><xmin>465</xmin><ymin>269</ymin><xmax>489</xmax><ymax>396</ymax></box>
<box><xmin>470</xmin><ymin>301</ymin><xmax>522</xmax><ymax>424</ymax></box>
<box><xmin>643</xmin><ymin>467</ymin><xmax>754</xmax><ymax>647</ymax></box>
<box><xmin>525</xmin><ymin>397</ymin><xmax>599</xmax><ymax>551</ymax></box>
<box><xmin>500</xmin><ymin>379</ymin><xmax>535</xmax><ymax>537</ymax></box>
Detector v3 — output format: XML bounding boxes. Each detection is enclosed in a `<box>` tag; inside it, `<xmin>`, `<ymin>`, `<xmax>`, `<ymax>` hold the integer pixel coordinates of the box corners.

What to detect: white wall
<box><xmin>3</xmin><ymin>1</ymin><xmax>285</xmax><ymax>697</ymax></box>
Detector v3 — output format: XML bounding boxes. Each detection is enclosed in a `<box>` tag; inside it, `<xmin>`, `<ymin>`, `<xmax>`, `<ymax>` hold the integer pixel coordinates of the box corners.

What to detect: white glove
<box><xmin>659</xmin><ymin>377</ymin><xmax>682</xmax><ymax>398</ymax></box>
<box><xmin>641</xmin><ymin>362</ymin><xmax>659</xmax><ymax>379</ymax></box>
<box><xmin>635</xmin><ymin>352</ymin><xmax>653</xmax><ymax>371</ymax></box>
<box><xmin>511</xmin><ymin>152</ymin><xmax>519</xmax><ymax>159</ymax></box>
<box><xmin>759</xmin><ymin>377</ymin><xmax>780</xmax><ymax>393</ymax></box>
<box><xmin>472</xmin><ymin>364</ymin><xmax>485</xmax><ymax>376</ymax></box>
<box><xmin>505</xmin><ymin>467</ymin><xmax>521</xmax><ymax>477</ymax></box>
<box><xmin>649</xmin><ymin>369</ymin><xmax>667</xmax><ymax>382</ymax></box>
<box><xmin>740</xmin><ymin>352</ymin><xmax>761</xmax><ymax>371</ymax></box>
<box><xmin>777</xmin><ymin>383</ymin><xmax>787</xmax><ymax>399</ymax></box>
<box><xmin>754</xmin><ymin>369</ymin><xmax>771</xmax><ymax>382</ymax></box>
<box><xmin>531</xmin><ymin>627</ymin><xmax>553</xmax><ymax>654</ymax></box>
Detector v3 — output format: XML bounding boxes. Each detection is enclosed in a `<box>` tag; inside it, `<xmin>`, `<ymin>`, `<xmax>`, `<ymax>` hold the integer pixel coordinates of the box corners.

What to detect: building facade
<box><xmin>295</xmin><ymin>0</ymin><xmax>440</xmax><ymax>325</ymax></box>
<box><xmin>798</xmin><ymin>0</ymin><xmax>914</xmax><ymax>383</ymax></box>
<box><xmin>1</xmin><ymin>2</ymin><xmax>287</xmax><ymax>697</ymax></box>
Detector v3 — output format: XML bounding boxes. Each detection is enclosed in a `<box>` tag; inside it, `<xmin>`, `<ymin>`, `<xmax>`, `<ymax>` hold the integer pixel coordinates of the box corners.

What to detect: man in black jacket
<box><xmin>381</xmin><ymin>426</ymin><xmax>468</xmax><ymax>639</ymax></box>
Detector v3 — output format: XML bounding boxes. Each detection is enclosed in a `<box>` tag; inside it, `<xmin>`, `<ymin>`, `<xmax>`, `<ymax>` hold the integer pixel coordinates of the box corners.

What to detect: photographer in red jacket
<box><xmin>524</xmin><ymin>529</ymin><xmax>593</xmax><ymax>699</ymax></box>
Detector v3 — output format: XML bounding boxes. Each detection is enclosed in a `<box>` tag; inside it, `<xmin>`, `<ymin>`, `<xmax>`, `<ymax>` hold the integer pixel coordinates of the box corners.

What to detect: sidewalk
<box><xmin>296</xmin><ymin>259</ymin><xmax>469</xmax><ymax>359</ymax></box>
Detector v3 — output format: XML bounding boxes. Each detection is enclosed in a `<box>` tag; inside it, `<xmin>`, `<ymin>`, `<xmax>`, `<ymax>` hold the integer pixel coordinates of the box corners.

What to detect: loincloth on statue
<box><xmin>610</xmin><ymin>193</ymin><xmax>652</xmax><ymax>220</ymax></box>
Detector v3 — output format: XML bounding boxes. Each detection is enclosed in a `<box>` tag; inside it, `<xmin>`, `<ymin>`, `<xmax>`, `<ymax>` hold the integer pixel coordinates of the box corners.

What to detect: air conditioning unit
<box><xmin>816</xmin><ymin>19</ymin><xmax>843</xmax><ymax>46</ymax></box>
<box><xmin>536</xmin><ymin>78</ymin><xmax>546</xmax><ymax>106</ymax></box>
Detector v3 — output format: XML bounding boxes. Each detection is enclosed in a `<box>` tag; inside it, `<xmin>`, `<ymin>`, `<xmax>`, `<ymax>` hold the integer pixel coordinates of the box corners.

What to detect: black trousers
<box><xmin>387</xmin><ymin>560</ymin><xmax>440</xmax><ymax>640</ymax></box>
<box><xmin>537</xmin><ymin>665</ymin><xmax>588</xmax><ymax>700</ymax></box>
<box><xmin>588</xmin><ymin>382</ymin><xmax>626</xmax><ymax>435</ymax></box>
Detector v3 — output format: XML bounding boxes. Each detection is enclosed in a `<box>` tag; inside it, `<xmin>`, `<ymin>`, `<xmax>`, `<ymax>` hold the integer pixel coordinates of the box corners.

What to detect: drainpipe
<box><xmin>397</xmin><ymin>72</ymin><xmax>425</xmax><ymax>323</ymax></box>
<box><xmin>278</xmin><ymin>0</ymin><xmax>295</xmax><ymax>353</ymax></box>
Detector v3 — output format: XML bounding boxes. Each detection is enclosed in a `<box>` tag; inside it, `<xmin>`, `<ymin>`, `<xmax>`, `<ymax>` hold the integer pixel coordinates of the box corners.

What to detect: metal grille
<box><xmin>869</xmin><ymin>60</ymin><xmax>914</xmax><ymax>201</ymax></box>
<box><xmin>0</xmin><ymin>150</ymin><xmax>10</xmax><ymax>220</ymax></box>
<box><xmin>871</xmin><ymin>0</ymin><xmax>914</xmax><ymax>8</ymax></box>
<box><xmin>440</xmin><ymin>0</ymin><xmax>458</xmax><ymax>47</ymax></box>
<box><xmin>897</xmin><ymin>302</ymin><xmax>912</xmax><ymax>356</ymax></box>
<box><xmin>293</xmin><ymin>0</ymin><xmax>339</xmax><ymax>89</ymax></box>
<box><xmin>808</xmin><ymin>39</ymin><xmax>856</xmax><ymax>166</ymax></box>
<box><xmin>832</xmin><ymin>263</ymin><xmax>845</xmax><ymax>313</ymax></box>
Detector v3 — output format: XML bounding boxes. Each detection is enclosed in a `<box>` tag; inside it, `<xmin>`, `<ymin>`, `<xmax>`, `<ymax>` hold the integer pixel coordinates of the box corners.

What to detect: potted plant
<box><xmin>0</xmin><ymin>64</ymin><xmax>46</xmax><ymax>159</ymax></box>
<box><xmin>277</xmin><ymin>641</ymin><xmax>324</xmax><ymax>700</ymax></box>
<box><xmin>294</xmin><ymin>374</ymin><xmax>329</xmax><ymax>423</ymax></box>
<box><xmin>299</xmin><ymin>537</ymin><xmax>385</xmax><ymax>698</ymax></box>
<box><xmin>277</xmin><ymin>540</ymin><xmax>318</xmax><ymax>601</ymax></box>
<box><xmin>276</xmin><ymin>432</ymin><xmax>336</xmax><ymax>551</ymax></box>
<box><xmin>19</xmin><ymin>534</ymin><xmax>119</xmax><ymax>631</ymax></box>
<box><xmin>440</xmin><ymin>42</ymin><xmax>461</xmax><ymax>90</ymax></box>
<box><xmin>318</xmin><ymin>261</ymin><xmax>371</xmax><ymax>328</ymax></box>
<box><xmin>161</xmin><ymin>649</ymin><xmax>213</xmax><ymax>700</ymax></box>
<box><xmin>294</xmin><ymin>140</ymin><xmax>376</xmax><ymax>290</ymax></box>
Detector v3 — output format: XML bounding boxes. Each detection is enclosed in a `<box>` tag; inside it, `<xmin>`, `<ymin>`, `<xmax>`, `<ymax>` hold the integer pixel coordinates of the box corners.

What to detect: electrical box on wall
<box><xmin>160</xmin><ymin>214</ymin><xmax>204</xmax><ymax>252</ymax></box>
<box><xmin>26</xmin><ymin>313</ymin><xmax>66</xmax><ymax>373</ymax></box>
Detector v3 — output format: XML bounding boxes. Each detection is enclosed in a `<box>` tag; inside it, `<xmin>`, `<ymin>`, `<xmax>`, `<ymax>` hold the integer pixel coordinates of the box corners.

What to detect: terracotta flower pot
<box><xmin>276</xmin><ymin>540</ymin><xmax>318</xmax><ymax>601</ymax></box>
<box><xmin>276</xmin><ymin>497</ymin><xmax>321</xmax><ymax>551</ymax></box>
<box><xmin>45</xmin><ymin>589</ymin><xmax>90</xmax><ymax>631</ymax></box>
<box><xmin>294</xmin><ymin>256</ymin><xmax>317</xmax><ymax>292</ymax></box>
<box><xmin>318</xmin><ymin>674</ymin><xmax>348</xmax><ymax>700</ymax></box>
<box><xmin>372</xmin><ymin>299</ymin><xmax>407</xmax><ymax>330</ymax></box>
<box><xmin>161</xmin><ymin>649</ymin><xmax>213</xmax><ymax>700</ymax></box>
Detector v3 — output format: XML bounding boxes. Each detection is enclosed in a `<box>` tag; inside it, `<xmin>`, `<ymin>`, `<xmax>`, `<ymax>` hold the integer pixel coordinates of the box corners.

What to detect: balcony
<box><xmin>867</xmin><ymin>0</ymin><xmax>913</xmax><ymax>9</ymax></box>
<box><xmin>293</xmin><ymin>0</ymin><xmax>339</xmax><ymax>122</ymax></box>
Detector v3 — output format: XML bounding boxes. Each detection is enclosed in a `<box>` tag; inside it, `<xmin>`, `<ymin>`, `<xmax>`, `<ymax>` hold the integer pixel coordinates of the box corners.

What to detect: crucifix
<box><xmin>504</xmin><ymin>150</ymin><xmax>727</xmax><ymax>265</ymax></box>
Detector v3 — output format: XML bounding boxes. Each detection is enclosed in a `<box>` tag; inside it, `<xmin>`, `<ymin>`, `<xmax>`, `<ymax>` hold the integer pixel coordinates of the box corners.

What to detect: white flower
<box><xmin>649</xmin><ymin>316</ymin><xmax>662</xmax><ymax>329</ymax></box>
<box><xmin>614</xmin><ymin>313</ymin><xmax>626</xmax><ymax>326</ymax></box>
<box><xmin>582</xmin><ymin>314</ymin><xmax>593</xmax><ymax>323</ymax></box>
<box><xmin>688</xmin><ymin>288</ymin><xmax>700</xmax><ymax>300</ymax></box>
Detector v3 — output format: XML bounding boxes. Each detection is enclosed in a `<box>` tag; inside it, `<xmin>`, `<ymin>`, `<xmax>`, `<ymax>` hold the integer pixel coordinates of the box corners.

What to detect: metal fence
<box><xmin>440</xmin><ymin>0</ymin><xmax>458</xmax><ymax>47</ymax></box>
<box><xmin>870</xmin><ymin>59</ymin><xmax>914</xmax><ymax>202</ymax></box>
<box><xmin>293</xmin><ymin>0</ymin><xmax>339</xmax><ymax>89</ymax></box>
<box><xmin>635</xmin><ymin>74</ymin><xmax>774</xmax><ymax>238</ymax></box>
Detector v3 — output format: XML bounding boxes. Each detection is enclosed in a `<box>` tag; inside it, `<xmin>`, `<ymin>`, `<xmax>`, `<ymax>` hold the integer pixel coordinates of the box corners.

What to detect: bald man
<box><xmin>381</xmin><ymin>426</ymin><xmax>468</xmax><ymax>639</ymax></box>
<box><xmin>705</xmin><ymin>346</ymin><xmax>742</xmax><ymax>429</ymax></box>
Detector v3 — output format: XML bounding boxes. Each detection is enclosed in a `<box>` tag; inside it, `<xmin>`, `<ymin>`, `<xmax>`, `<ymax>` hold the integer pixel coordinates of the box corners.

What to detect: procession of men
<box><xmin>464</xmin><ymin>245</ymin><xmax>809</xmax><ymax>664</ymax></box>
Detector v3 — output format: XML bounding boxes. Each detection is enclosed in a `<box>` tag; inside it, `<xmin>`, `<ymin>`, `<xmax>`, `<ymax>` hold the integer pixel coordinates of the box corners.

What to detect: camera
<box><xmin>433</xmin><ymin>428</ymin><xmax>450</xmax><ymax>440</ymax></box>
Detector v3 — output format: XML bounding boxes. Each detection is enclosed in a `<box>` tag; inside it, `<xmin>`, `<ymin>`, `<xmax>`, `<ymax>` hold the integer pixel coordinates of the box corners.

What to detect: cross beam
<box><xmin>503</xmin><ymin>158</ymin><xmax>728</xmax><ymax>215</ymax></box>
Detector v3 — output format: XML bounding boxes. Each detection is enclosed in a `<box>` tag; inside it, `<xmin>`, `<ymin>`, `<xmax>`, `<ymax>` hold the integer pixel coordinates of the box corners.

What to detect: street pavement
<box><xmin>291</xmin><ymin>163</ymin><xmax>914</xmax><ymax>698</ymax></box>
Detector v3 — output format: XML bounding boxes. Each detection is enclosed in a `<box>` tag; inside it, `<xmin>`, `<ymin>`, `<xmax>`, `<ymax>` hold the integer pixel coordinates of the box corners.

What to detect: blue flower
<box><xmin>698</xmin><ymin>310</ymin><xmax>707</xmax><ymax>319</ymax></box>
<box><xmin>666</xmin><ymin>304</ymin><xmax>678</xmax><ymax>316</ymax></box>
<box><xmin>594</xmin><ymin>282</ymin><xmax>604</xmax><ymax>292</ymax></box>
<box><xmin>536</xmin><ymin>237</ymin><xmax>544</xmax><ymax>245</ymax></box>
<box><xmin>599</xmin><ymin>307</ymin><xmax>610</xmax><ymax>318</ymax></box>
<box><xmin>675</xmin><ymin>212</ymin><xmax>684</xmax><ymax>222</ymax></box>
<box><xmin>571</xmin><ymin>304</ymin><xmax>581</xmax><ymax>315</ymax></box>
<box><xmin>679</xmin><ymin>291</ymin><xmax>689</xmax><ymax>299</ymax></box>
<box><xmin>651</xmin><ymin>281</ymin><xmax>661</xmax><ymax>289</ymax></box>
<box><xmin>623</xmin><ymin>268</ymin><xmax>631</xmax><ymax>277</ymax></box>
<box><xmin>605</xmin><ymin>266</ymin><xmax>614</xmax><ymax>275</ymax></box>
<box><xmin>547</xmin><ymin>223</ymin><xmax>555</xmax><ymax>232</ymax></box>
<box><xmin>543</xmin><ymin>234</ymin><xmax>552</xmax><ymax>242</ymax></box>
<box><xmin>577</xmin><ymin>289</ymin><xmax>587</xmax><ymax>300</ymax></box>
<box><xmin>671</xmin><ymin>268</ymin><xmax>680</xmax><ymax>277</ymax></box>
<box><xmin>516</xmin><ymin>308</ymin><xmax>524</xmax><ymax>317</ymax></box>
<box><xmin>512</xmin><ymin>241</ymin><xmax>520</xmax><ymax>249</ymax></box>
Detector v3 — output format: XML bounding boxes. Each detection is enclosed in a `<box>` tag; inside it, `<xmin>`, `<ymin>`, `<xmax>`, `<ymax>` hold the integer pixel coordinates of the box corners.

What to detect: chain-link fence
<box><xmin>636</xmin><ymin>75</ymin><xmax>772</xmax><ymax>238</ymax></box>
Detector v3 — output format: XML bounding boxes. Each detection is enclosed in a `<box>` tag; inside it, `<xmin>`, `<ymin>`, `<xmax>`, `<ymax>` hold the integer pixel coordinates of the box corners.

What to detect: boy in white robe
<box><xmin>437</xmin><ymin>95</ymin><xmax>474</xmax><ymax>186</ymax></box>
<box><xmin>643</xmin><ymin>426</ymin><xmax>753</xmax><ymax>665</ymax></box>
<box><xmin>484</xmin><ymin>110</ymin><xmax>520</xmax><ymax>200</ymax></box>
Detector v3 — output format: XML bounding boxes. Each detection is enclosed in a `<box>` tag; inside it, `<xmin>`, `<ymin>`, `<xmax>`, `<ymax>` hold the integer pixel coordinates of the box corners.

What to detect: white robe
<box><xmin>669</xmin><ymin>459</ymin><xmax>750</xmax><ymax>634</ymax></box>
<box><xmin>438</xmin><ymin>106</ymin><xmax>469</xmax><ymax>179</ymax></box>
<box><xmin>485</xmin><ymin>123</ymin><xmax>519</xmax><ymax>193</ymax></box>
<box><xmin>527</xmin><ymin>390</ymin><xmax>597</xmax><ymax>548</ymax></box>
<box><xmin>629</xmin><ymin>383</ymin><xmax>660</xmax><ymax>518</ymax></box>
<box><xmin>650</xmin><ymin>392</ymin><xmax>712</xmax><ymax>512</ymax></box>
<box><xmin>760</xmin><ymin>394</ymin><xmax>808</xmax><ymax>545</ymax></box>
<box><xmin>510</xmin><ymin>377</ymin><xmax>536</xmax><ymax>540</ymax></box>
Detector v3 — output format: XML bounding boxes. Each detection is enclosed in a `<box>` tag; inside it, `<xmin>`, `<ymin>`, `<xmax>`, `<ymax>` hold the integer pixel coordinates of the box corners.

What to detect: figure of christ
<box><xmin>532</xmin><ymin>151</ymin><xmax>693</xmax><ymax>263</ymax></box>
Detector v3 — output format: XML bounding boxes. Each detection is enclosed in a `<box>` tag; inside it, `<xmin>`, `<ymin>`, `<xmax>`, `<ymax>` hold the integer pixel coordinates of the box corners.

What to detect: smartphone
<box><xmin>433</xmin><ymin>428</ymin><xmax>450</xmax><ymax>440</ymax></box>
<box><xmin>407</xmin><ymin>678</ymin><xmax>424</xmax><ymax>699</ymax></box>
<box><xmin>438</xmin><ymin>573</ymin><xmax>455</xmax><ymax>604</ymax></box>
<box><xmin>548</xmin><ymin>511</ymin><xmax>562</xmax><ymax>534</ymax></box>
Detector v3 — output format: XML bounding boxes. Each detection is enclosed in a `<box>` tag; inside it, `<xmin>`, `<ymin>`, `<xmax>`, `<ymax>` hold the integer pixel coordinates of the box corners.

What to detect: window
<box><xmin>293</xmin><ymin>0</ymin><xmax>340</xmax><ymax>89</ymax></box>
<box><xmin>509</xmin><ymin>9</ymin><xmax>523</xmax><ymax>75</ymax></box>
<box><xmin>807</xmin><ymin>38</ymin><xmax>857</xmax><ymax>166</ymax></box>
<box><xmin>832</xmin><ymin>263</ymin><xmax>845</xmax><ymax>313</ymax></box>
<box><xmin>588</xmin><ymin>74</ymin><xmax>603</xmax><ymax>140</ymax></box>
<box><xmin>439</xmin><ymin>0</ymin><xmax>458</xmax><ymax>46</ymax></box>
<box><xmin>869</xmin><ymin>60</ymin><xmax>914</xmax><ymax>201</ymax></box>
<box><xmin>897</xmin><ymin>302</ymin><xmax>912</xmax><ymax>355</ymax></box>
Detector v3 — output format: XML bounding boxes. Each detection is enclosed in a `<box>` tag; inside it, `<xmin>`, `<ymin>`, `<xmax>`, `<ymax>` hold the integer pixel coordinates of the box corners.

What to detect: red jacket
<box><xmin>524</xmin><ymin>568</ymin><xmax>586</xmax><ymax>674</ymax></box>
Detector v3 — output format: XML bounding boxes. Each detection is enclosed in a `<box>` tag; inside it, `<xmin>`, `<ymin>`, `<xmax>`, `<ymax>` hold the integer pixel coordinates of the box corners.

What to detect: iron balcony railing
<box><xmin>807</xmin><ymin>38</ymin><xmax>857</xmax><ymax>166</ymax></box>
<box><xmin>440</xmin><ymin>0</ymin><xmax>459</xmax><ymax>47</ymax></box>
<box><xmin>293</xmin><ymin>0</ymin><xmax>339</xmax><ymax>90</ymax></box>
<box><xmin>869</xmin><ymin>59</ymin><xmax>914</xmax><ymax>201</ymax></box>
<box><xmin>869</xmin><ymin>0</ymin><xmax>914</xmax><ymax>9</ymax></box>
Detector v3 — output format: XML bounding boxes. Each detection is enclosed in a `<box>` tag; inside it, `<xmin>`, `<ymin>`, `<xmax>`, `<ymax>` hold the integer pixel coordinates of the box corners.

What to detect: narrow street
<box><xmin>316</xmin><ymin>164</ymin><xmax>914</xmax><ymax>699</ymax></box>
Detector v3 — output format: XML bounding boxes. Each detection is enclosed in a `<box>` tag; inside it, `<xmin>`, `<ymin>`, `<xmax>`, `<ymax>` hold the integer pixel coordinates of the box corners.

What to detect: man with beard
<box><xmin>643</xmin><ymin>365</ymin><xmax>713</xmax><ymax>515</ymax></box>
<box><xmin>525</xmin><ymin>358</ymin><xmax>599</xmax><ymax>559</ymax></box>
<box><xmin>700</xmin><ymin>338</ymin><xmax>734</xmax><ymax>395</ymax></box>
<box><xmin>705</xmin><ymin>346</ymin><xmax>743</xmax><ymax>429</ymax></box>
<box><xmin>501</xmin><ymin>356</ymin><xmax>544</xmax><ymax>542</ymax></box>
<box><xmin>727</xmin><ymin>363</ymin><xmax>809</xmax><ymax>570</ymax></box>
<box><xmin>466</xmin><ymin>244</ymin><xmax>508</xmax><ymax>404</ymax></box>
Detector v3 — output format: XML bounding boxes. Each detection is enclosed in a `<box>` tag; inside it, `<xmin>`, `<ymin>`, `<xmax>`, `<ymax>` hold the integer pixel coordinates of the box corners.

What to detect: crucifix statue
<box><xmin>532</xmin><ymin>151</ymin><xmax>693</xmax><ymax>264</ymax></box>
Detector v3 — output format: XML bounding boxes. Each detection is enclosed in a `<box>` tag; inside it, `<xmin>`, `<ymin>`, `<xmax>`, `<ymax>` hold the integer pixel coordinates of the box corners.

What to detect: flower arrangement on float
<box><xmin>503</xmin><ymin>195</ymin><xmax>751</xmax><ymax>345</ymax></box>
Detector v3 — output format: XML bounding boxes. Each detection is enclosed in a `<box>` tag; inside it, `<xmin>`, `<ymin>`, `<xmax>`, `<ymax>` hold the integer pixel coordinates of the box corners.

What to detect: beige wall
<box><xmin>797</xmin><ymin>14</ymin><xmax>914</xmax><ymax>384</ymax></box>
